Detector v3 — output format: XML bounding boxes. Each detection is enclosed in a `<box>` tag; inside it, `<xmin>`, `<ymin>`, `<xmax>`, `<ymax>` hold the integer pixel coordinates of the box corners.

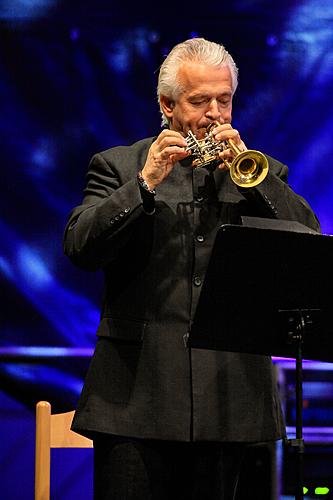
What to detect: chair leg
<box><xmin>35</xmin><ymin>401</ymin><xmax>51</xmax><ymax>500</ymax></box>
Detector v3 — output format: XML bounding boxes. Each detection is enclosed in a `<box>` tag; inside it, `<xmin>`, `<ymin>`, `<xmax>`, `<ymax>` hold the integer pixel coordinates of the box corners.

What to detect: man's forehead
<box><xmin>178</xmin><ymin>61</ymin><xmax>232</xmax><ymax>77</ymax></box>
<box><xmin>177</xmin><ymin>62</ymin><xmax>233</xmax><ymax>90</ymax></box>
<box><xmin>188</xmin><ymin>89</ymin><xmax>233</xmax><ymax>97</ymax></box>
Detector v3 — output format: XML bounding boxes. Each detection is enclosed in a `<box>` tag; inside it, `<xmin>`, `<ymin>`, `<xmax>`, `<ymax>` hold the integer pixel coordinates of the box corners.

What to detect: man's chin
<box><xmin>188</xmin><ymin>126</ymin><xmax>208</xmax><ymax>139</ymax></box>
<box><xmin>181</xmin><ymin>124</ymin><xmax>210</xmax><ymax>139</ymax></box>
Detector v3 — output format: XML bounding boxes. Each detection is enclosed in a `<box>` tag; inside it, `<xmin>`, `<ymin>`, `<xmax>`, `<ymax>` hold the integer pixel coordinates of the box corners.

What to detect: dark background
<box><xmin>1</xmin><ymin>0</ymin><xmax>333</xmax><ymax>498</ymax></box>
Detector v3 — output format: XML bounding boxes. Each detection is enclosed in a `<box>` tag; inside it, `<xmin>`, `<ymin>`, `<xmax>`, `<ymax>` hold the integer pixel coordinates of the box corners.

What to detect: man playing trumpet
<box><xmin>64</xmin><ymin>37</ymin><xmax>320</xmax><ymax>499</ymax></box>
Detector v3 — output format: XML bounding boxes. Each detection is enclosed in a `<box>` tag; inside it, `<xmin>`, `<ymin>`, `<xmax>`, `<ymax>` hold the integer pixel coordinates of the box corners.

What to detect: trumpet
<box><xmin>184</xmin><ymin>121</ymin><xmax>269</xmax><ymax>188</ymax></box>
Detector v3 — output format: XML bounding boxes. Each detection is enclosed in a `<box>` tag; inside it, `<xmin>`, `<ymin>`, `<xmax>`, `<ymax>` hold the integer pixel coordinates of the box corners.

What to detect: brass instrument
<box><xmin>185</xmin><ymin>121</ymin><xmax>269</xmax><ymax>188</ymax></box>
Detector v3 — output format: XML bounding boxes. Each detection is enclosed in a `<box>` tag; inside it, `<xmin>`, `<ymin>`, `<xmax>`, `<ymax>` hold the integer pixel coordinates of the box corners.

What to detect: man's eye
<box><xmin>219</xmin><ymin>99</ymin><xmax>230</xmax><ymax>106</ymax></box>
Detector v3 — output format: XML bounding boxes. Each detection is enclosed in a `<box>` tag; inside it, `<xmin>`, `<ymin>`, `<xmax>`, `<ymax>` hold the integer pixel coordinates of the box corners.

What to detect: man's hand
<box><xmin>141</xmin><ymin>130</ymin><xmax>189</xmax><ymax>190</ymax></box>
<box><xmin>211</xmin><ymin>123</ymin><xmax>247</xmax><ymax>170</ymax></box>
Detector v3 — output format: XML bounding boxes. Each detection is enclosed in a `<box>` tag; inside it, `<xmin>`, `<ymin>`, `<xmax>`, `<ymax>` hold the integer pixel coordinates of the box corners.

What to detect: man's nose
<box><xmin>206</xmin><ymin>99</ymin><xmax>222</xmax><ymax>121</ymax></box>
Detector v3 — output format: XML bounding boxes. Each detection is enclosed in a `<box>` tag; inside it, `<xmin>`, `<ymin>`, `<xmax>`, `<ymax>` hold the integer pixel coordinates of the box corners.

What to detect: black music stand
<box><xmin>189</xmin><ymin>220</ymin><xmax>333</xmax><ymax>500</ymax></box>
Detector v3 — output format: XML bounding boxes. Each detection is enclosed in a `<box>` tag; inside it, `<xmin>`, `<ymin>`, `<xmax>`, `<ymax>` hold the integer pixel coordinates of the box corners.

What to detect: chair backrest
<box><xmin>35</xmin><ymin>400</ymin><xmax>93</xmax><ymax>500</ymax></box>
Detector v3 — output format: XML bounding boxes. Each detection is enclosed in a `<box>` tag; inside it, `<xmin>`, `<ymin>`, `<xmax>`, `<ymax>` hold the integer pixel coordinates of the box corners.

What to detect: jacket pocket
<box><xmin>96</xmin><ymin>317</ymin><xmax>147</xmax><ymax>343</ymax></box>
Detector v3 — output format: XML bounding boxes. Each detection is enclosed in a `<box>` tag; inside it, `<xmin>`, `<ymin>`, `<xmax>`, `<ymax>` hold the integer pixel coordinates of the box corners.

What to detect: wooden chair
<box><xmin>35</xmin><ymin>400</ymin><xmax>93</xmax><ymax>500</ymax></box>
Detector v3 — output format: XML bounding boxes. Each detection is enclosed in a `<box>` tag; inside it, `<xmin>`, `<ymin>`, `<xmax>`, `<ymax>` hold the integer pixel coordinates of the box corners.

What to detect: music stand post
<box><xmin>280</xmin><ymin>308</ymin><xmax>319</xmax><ymax>500</ymax></box>
<box><xmin>190</xmin><ymin>220</ymin><xmax>333</xmax><ymax>500</ymax></box>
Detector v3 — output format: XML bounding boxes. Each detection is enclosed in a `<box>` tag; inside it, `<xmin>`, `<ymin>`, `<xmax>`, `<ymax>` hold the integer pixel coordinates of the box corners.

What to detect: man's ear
<box><xmin>160</xmin><ymin>95</ymin><xmax>175</xmax><ymax>118</ymax></box>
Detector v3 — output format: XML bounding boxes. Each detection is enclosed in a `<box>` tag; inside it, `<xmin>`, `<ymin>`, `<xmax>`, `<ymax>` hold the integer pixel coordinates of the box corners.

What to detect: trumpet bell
<box><xmin>230</xmin><ymin>149</ymin><xmax>269</xmax><ymax>188</ymax></box>
<box><xmin>184</xmin><ymin>123</ymin><xmax>270</xmax><ymax>188</ymax></box>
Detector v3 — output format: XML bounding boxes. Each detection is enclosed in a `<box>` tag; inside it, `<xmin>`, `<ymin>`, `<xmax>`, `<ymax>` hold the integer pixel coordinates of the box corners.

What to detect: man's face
<box><xmin>161</xmin><ymin>62</ymin><xmax>233</xmax><ymax>138</ymax></box>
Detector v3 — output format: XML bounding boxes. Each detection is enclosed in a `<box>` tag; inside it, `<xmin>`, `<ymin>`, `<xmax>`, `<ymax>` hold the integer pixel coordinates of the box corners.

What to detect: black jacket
<box><xmin>63</xmin><ymin>136</ymin><xmax>320</xmax><ymax>442</ymax></box>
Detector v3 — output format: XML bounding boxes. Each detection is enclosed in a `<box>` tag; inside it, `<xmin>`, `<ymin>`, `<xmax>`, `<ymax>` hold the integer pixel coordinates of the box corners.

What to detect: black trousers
<box><xmin>93</xmin><ymin>434</ymin><xmax>246</xmax><ymax>500</ymax></box>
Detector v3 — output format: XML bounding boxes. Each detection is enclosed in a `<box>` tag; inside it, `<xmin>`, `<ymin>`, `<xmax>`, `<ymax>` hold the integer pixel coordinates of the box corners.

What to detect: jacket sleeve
<box><xmin>239</xmin><ymin>156</ymin><xmax>321</xmax><ymax>233</ymax></box>
<box><xmin>63</xmin><ymin>149</ymin><xmax>154</xmax><ymax>271</ymax></box>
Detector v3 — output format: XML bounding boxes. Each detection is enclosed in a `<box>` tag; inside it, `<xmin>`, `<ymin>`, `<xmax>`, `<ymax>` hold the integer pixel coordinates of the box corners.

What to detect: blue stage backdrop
<box><xmin>1</xmin><ymin>0</ymin><xmax>333</xmax><ymax>497</ymax></box>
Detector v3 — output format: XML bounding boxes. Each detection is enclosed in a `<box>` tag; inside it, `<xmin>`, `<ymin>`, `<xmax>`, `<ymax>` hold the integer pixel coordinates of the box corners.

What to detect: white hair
<box><xmin>157</xmin><ymin>37</ymin><xmax>239</xmax><ymax>127</ymax></box>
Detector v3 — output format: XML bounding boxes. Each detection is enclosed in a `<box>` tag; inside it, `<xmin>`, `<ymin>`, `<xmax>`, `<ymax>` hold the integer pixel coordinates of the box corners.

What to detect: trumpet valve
<box><xmin>184</xmin><ymin>129</ymin><xmax>223</xmax><ymax>169</ymax></box>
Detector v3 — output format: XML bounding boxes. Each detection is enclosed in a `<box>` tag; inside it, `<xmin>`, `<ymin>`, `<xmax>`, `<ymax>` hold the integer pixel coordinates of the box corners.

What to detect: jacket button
<box><xmin>196</xmin><ymin>195</ymin><xmax>204</xmax><ymax>203</ymax></box>
<box><xmin>124</xmin><ymin>207</ymin><xmax>130</xmax><ymax>213</ymax></box>
<box><xmin>196</xmin><ymin>234</ymin><xmax>204</xmax><ymax>243</ymax></box>
<box><xmin>193</xmin><ymin>276</ymin><xmax>202</xmax><ymax>286</ymax></box>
